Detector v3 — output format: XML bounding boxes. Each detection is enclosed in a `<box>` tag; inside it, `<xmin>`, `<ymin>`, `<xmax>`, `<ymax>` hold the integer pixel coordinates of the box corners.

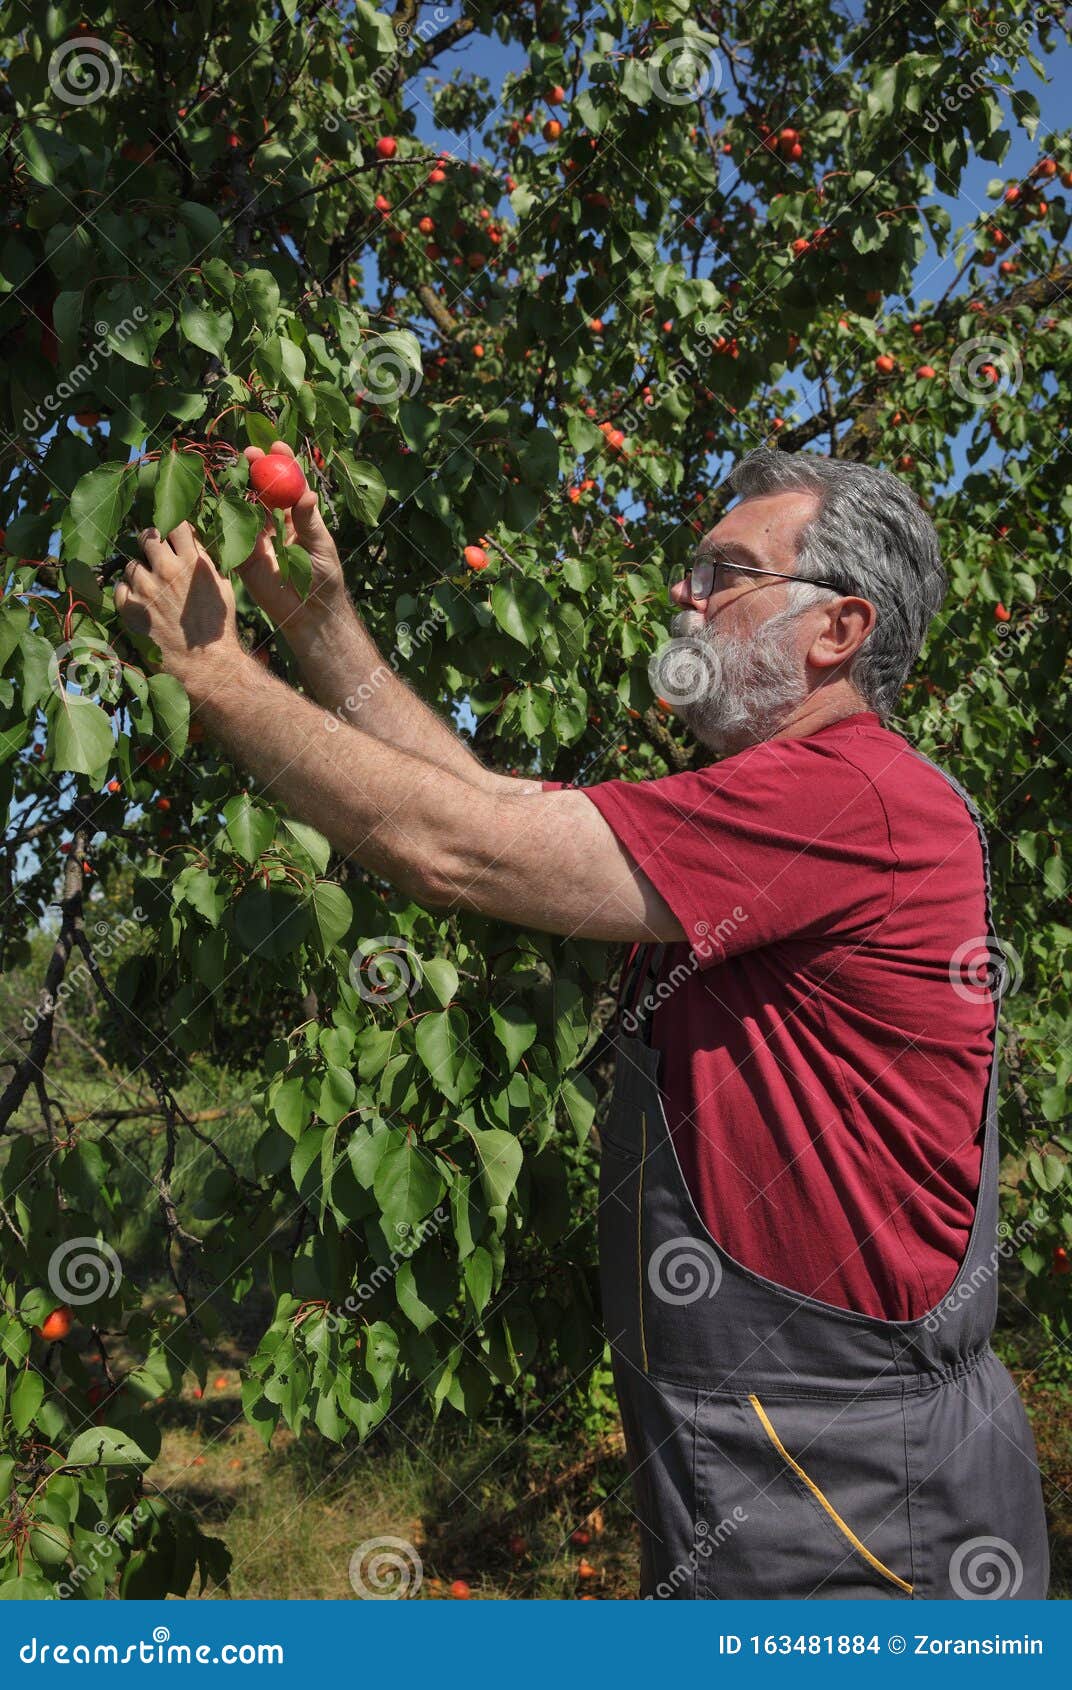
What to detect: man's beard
<box><xmin>663</xmin><ymin>606</ymin><xmax>809</xmax><ymax>754</ymax></box>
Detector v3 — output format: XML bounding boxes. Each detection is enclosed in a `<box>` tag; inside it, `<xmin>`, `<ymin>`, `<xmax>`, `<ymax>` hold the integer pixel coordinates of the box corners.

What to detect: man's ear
<box><xmin>807</xmin><ymin>595</ymin><xmax>877</xmax><ymax>673</ymax></box>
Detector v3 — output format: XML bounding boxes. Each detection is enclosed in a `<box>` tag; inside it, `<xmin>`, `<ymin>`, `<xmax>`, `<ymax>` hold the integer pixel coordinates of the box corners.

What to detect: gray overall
<box><xmin>598</xmin><ymin>757</ymin><xmax>1050</xmax><ymax>1600</ymax></box>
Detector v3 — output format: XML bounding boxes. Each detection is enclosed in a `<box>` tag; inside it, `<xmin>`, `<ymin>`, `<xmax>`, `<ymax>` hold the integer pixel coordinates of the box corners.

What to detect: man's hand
<box><xmin>115</xmin><ymin>522</ymin><xmax>250</xmax><ymax>702</ymax></box>
<box><xmin>237</xmin><ymin>442</ymin><xmax>347</xmax><ymax>633</ymax></box>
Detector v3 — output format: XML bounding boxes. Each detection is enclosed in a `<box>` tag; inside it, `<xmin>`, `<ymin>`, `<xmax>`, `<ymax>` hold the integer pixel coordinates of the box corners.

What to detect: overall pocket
<box><xmin>747</xmin><ymin>1395</ymin><xmax>913</xmax><ymax>1596</ymax></box>
<box><xmin>693</xmin><ymin>1393</ymin><xmax>914</xmax><ymax>1599</ymax></box>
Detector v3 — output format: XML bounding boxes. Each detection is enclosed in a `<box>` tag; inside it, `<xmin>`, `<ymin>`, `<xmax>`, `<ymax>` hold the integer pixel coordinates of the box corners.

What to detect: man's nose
<box><xmin>669</xmin><ymin>575</ymin><xmax>692</xmax><ymax>607</ymax></box>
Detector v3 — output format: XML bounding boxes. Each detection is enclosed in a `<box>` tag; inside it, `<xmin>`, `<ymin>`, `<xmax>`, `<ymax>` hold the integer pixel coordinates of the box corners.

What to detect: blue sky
<box><xmin>389</xmin><ymin>14</ymin><xmax>1066</xmax><ymax>494</ymax></box>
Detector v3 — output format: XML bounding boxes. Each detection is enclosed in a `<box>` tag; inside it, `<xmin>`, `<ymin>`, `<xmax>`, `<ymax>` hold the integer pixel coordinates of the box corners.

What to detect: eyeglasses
<box><xmin>688</xmin><ymin>556</ymin><xmax>847</xmax><ymax>600</ymax></box>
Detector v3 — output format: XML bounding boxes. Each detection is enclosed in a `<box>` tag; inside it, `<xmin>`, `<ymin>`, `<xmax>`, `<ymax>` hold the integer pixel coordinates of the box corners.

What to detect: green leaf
<box><xmin>215</xmin><ymin>494</ymin><xmax>262</xmax><ymax>573</ymax></box>
<box><xmin>373</xmin><ymin>1136</ymin><xmax>445</xmax><ymax>1229</ymax></box>
<box><xmin>11</xmin><ymin>1369</ymin><xmax>44</xmax><ymax>1435</ymax></box>
<box><xmin>153</xmin><ymin>449</ymin><xmax>205</xmax><ymax>535</ymax></box>
<box><xmin>335</xmin><ymin>453</ymin><xmax>387</xmax><ymax>525</ymax></box>
<box><xmin>561</xmin><ymin>1073</ymin><xmax>597</xmax><ymax>1143</ymax></box>
<box><xmin>245</xmin><ymin>411</ymin><xmax>278</xmax><ymax>451</ymax></box>
<box><xmin>222</xmin><ymin>794</ymin><xmax>276</xmax><ymax>862</ymax></box>
<box><xmin>49</xmin><ymin>694</ymin><xmax>113</xmax><ymax>775</ymax></box>
<box><xmin>280</xmin><ymin>819</ymin><xmax>331</xmax><ymax>873</ymax></box>
<box><xmin>175</xmin><ymin>866</ymin><xmax>227</xmax><ymax>926</ymax></box>
<box><xmin>567</xmin><ymin>414</ymin><xmax>604</xmax><ymax>455</ymax></box>
<box><xmin>147</xmin><ymin>672</ymin><xmax>189</xmax><ymax>755</ymax></box>
<box><xmin>490</xmin><ymin>1003</ymin><xmax>538</xmax><ymax>1070</ymax></box>
<box><xmin>423</xmin><ymin>957</ymin><xmax>459</xmax><ymax>1009</ymax></box>
<box><xmin>518</xmin><ymin>427</ymin><xmax>559</xmax><ymax>486</ymax></box>
<box><xmin>621</xmin><ymin>56</ymin><xmax>652</xmax><ymax>104</ymax></box>
<box><xmin>68</xmin><ymin>463</ymin><xmax>134</xmax><ymax>567</ymax></box>
<box><xmin>464</xmin><ymin>1246</ymin><xmax>494</xmax><ymax>1314</ymax></box>
<box><xmin>491</xmin><ymin>578</ymin><xmax>549</xmax><ymax>647</ymax></box>
<box><xmin>465</xmin><ymin>1126</ymin><xmax>523</xmax><ymax>1210</ymax></box>
<box><xmin>240</xmin><ymin>269</ymin><xmax>281</xmax><ymax>330</ymax></box>
<box><xmin>309</xmin><ymin>882</ymin><xmax>353</xmax><ymax>954</ymax></box>
<box><xmin>180</xmin><ymin>299</ymin><xmax>233</xmax><ymax>358</ymax></box>
<box><xmin>232</xmin><ymin>887</ymin><xmax>309</xmax><ymax>960</ymax></box>
<box><xmin>353</xmin><ymin>330</ymin><xmax>423</xmax><ymax>402</ymax></box>
<box><xmin>96</xmin><ymin>284</ymin><xmax>172</xmax><ymax>367</ymax></box>
<box><xmin>272</xmin><ymin>1077</ymin><xmax>312</xmax><ymax>1138</ymax></box>
<box><xmin>280</xmin><ymin>543</ymin><xmax>313</xmax><ymax>599</ymax></box>
<box><xmin>317</xmin><ymin>1066</ymin><xmax>356</xmax><ymax>1127</ymax></box>
<box><xmin>66</xmin><ymin>1427</ymin><xmax>152</xmax><ymax>1468</ymax></box>
<box><xmin>414</xmin><ymin>1009</ymin><xmax>468</xmax><ymax>1099</ymax></box>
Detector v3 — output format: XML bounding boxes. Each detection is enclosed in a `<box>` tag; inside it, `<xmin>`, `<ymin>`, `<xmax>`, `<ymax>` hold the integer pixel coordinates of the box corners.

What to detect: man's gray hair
<box><xmin>726</xmin><ymin>448</ymin><xmax>947</xmax><ymax>718</ymax></box>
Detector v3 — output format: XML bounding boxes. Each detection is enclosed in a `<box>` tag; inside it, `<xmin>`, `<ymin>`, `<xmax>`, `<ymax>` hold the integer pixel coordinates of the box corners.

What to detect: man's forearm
<box><xmin>191</xmin><ymin>649</ymin><xmax>507</xmax><ymax>903</ymax></box>
<box><xmin>282</xmin><ymin>591</ymin><xmax>526</xmax><ymax>794</ymax></box>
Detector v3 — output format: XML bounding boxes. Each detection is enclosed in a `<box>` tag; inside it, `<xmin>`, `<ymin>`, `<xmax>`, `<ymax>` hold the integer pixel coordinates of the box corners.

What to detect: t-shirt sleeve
<box><xmin>581</xmin><ymin>738</ymin><xmax>896</xmax><ymax>966</ymax></box>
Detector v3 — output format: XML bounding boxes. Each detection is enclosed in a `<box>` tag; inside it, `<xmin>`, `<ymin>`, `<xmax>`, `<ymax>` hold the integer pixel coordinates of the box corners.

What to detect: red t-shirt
<box><xmin>549</xmin><ymin>712</ymin><xmax>993</xmax><ymax>1321</ymax></box>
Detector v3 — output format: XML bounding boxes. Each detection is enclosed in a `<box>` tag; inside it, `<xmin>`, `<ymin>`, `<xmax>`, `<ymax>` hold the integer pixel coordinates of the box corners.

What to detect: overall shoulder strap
<box><xmin>618</xmin><ymin>942</ymin><xmax>667</xmax><ymax>1041</ymax></box>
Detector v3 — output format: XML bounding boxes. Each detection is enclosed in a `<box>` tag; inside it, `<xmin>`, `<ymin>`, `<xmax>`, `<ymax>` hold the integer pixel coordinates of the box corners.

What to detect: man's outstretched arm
<box><xmin>116</xmin><ymin>522</ymin><xmax>683</xmax><ymax>944</ymax></box>
<box><xmin>235</xmin><ymin>444</ymin><xmax>531</xmax><ymax>796</ymax></box>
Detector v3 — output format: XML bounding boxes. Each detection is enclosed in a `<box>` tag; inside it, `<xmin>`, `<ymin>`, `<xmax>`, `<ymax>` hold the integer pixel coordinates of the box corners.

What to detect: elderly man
<box><xmin>119</xmin><ymin>445</ymin><xmax>1049</xmax><ymax>1601</ymax></box>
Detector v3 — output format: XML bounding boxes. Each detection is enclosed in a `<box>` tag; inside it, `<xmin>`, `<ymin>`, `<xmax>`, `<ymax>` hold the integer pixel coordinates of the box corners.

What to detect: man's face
<box><xmin>662</xmin><ymin>488</ymin><xmax>824</xmax><ymax>753</ymax></box>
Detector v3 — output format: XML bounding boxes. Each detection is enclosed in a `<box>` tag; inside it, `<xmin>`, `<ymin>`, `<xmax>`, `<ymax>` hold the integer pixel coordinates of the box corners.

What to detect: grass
<box><xmin>154</xmin><ymin>1373</ymin><xmax>639</xmax><ymax>1600</ymax></box>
